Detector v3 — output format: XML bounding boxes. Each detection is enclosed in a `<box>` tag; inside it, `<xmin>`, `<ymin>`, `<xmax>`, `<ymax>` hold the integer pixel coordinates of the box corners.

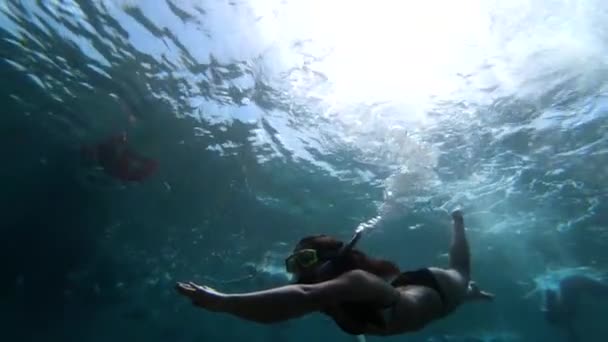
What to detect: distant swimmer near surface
<box><xmin>81</xmin><ymin>132</ymin><xmax>157</xmax><ymax>182</ymax></box>
<box><xmin>176</xmin><ymin>210</ymin><xmax>494</xmax><ymax>337</ymax></box>
<box><xmin>543</xmin><ymin>275</ymin><xmax>608</xmax><ymax>342</ymax></box>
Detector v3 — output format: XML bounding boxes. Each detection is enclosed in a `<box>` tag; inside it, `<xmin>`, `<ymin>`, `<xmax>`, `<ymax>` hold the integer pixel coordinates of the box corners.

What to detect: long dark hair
<box><xmin>293</xmin><ymin>234</ymin><xmax>400</xmax><ymax>284</ymax></box>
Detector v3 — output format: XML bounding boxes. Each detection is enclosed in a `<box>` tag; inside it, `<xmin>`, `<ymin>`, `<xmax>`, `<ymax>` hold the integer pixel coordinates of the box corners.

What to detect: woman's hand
<box><xmin>175</xmin><ymin>282</ymin><xmax>226</xmax><ymax>311</ymax></box>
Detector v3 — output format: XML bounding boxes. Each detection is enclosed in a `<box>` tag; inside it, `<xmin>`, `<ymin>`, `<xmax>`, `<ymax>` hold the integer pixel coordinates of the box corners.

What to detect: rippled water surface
<box><xmin>2</xmin><ymin>1</ymin><xmax>608</xmax><ymax>341</ymax></box>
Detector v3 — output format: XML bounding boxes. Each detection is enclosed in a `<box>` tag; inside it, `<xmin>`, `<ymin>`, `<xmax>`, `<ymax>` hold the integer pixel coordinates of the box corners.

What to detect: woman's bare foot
<box><xmin>451</xmin><ymin>210</ymin><xmax>464</xmax><ymax>223</ymax></box>
<box><xmin>467</xmin><ymin>281</ymin><xmax>495</xmax><ymax>301</ymax></box>
<box><xmin>175</xmin><ymin>282</ymin><xmax>225</xmax><ymax>311</ymax></box>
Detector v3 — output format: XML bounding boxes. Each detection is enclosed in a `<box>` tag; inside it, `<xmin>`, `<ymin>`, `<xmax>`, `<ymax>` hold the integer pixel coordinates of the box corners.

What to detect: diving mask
<box><xmin>285</xmin><ymin>249</ymin><xmax>319</xmax><ymax>274</ymax></box>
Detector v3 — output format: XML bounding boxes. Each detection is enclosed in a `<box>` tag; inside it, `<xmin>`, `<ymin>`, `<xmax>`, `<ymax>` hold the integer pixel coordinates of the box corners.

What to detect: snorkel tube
<box><xmin>314</xmin><ymin>231</ymin><xmax>363</xmax><ymax>281</ymax></box>
<box><xmin>310</xmin><ymin>214</ymin><xmax>381</xmax><ymax>281</ymax></box>
<box><xmin>341</xmin><ymin>230</ymin><xmax>363</xmax><ymax>254</ymax></box>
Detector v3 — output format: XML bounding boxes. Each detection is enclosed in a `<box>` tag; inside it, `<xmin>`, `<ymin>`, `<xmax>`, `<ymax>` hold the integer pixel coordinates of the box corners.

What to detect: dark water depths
<box><xmin>2</xmin><ymin>0</ymin><xmax>608</xmax><ymax>341</ymax></box>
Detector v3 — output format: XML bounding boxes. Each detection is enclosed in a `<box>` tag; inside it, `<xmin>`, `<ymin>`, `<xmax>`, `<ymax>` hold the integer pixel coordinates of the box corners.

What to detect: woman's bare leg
<box><xmin>444</xmin><ymin>210</ymin><xmax>493</xmax><ymax>301</ymax></box>
<box><xmin>448</xmin><ymin>210</ymin><xmax>470</xmax><ymax>281</ymax></box>
<box><xmin>176</xmin><ymin>270</ymin><xmax>398</xmax><ymax>324</ymax></box>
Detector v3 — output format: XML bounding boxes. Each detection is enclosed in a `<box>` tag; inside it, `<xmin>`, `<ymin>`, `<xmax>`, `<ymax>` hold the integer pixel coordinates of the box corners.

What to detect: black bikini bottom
<box><xmin>332</xmin><ymin>268</ymin><xmax>447</xmax><ymax>335</ymax></box>
<box><xmin>391</xmin><ymin>268</ymin><xmax>447</xmax><ymax>305</ymax></box>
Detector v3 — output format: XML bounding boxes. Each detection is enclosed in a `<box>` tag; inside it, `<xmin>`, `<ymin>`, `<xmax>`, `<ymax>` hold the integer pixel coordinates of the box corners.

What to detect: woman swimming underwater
<box><xmin>176</xmin><ymin>210</ymin><xmax>493</xmax><ymax>336</ymax></box>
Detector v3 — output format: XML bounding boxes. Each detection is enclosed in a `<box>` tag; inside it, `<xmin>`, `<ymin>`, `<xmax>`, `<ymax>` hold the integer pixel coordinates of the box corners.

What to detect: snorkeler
<box><xmin>81</xmin><ymin>131</ymin><xmax>158</xmax><ymax>182</ymax></box>
<box><xmin>176</xmin><ymin>210</ymin><xmax>493</xmax><ymax>336</ymax></box>
<box><xmin>543</xmin><ymin>274</ymin><xmax>608</xmax><ymax>342</ymax></box>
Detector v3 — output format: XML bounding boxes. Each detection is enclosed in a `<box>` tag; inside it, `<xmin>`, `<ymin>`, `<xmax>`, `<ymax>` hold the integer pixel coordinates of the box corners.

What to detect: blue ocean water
<box><xmin>2</xmin><ymin>0</ymin><xmax>608</xmax><ymax>341</ymax></box>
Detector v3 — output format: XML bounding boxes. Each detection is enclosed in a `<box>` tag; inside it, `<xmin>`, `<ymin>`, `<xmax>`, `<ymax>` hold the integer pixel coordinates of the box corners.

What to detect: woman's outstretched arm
<box><xmin>176</xmin><ymin>269</ymin><xmax>398</xmax><ymax>324</ymax></box>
